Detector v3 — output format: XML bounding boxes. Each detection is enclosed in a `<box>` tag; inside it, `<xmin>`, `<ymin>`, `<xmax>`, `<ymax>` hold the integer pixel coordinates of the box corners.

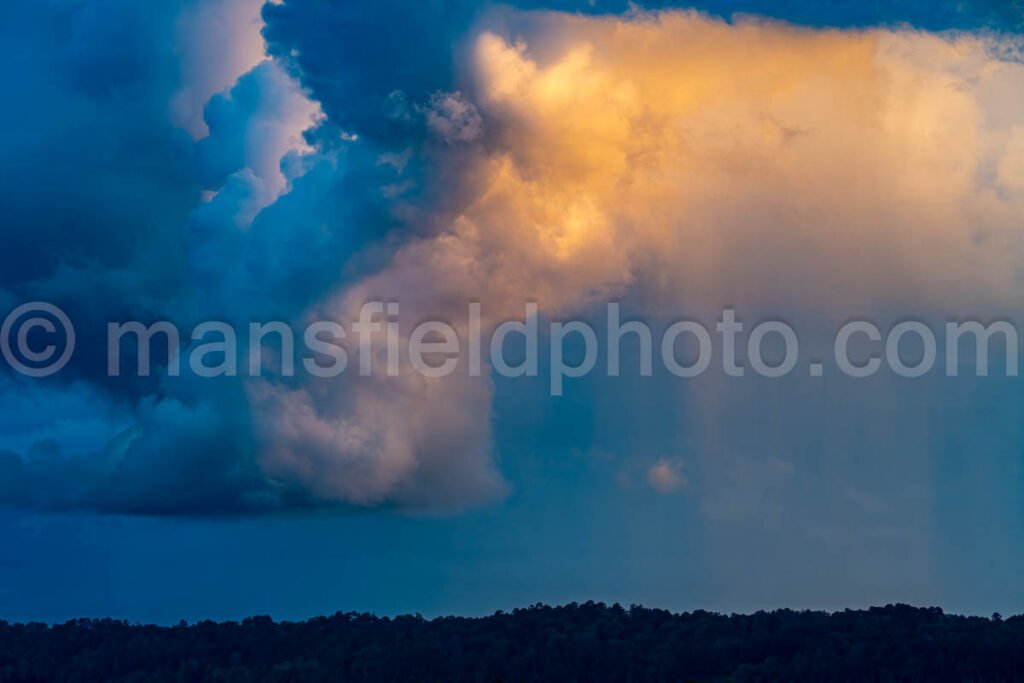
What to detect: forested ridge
<box><xmin>1</xmin><ymin>602</ymin><xmax>1022</xmax><ymax>682</ymax></box>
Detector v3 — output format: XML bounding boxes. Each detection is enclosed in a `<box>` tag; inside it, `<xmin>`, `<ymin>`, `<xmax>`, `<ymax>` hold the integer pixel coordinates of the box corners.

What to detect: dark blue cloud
<box><xmin>0</xmin><ymin>0</ymin><xmax>450</xmax><ymax>516</ymax></box>
<box><xmin>0</xmin><ymin>0</ymin><xmax>197</xmax><ymax>395</ymax></box>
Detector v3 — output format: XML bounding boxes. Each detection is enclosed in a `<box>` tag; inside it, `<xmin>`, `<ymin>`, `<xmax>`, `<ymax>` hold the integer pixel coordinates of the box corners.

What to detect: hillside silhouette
<box><xmin>2</xmin><ymin>602</ymin><xmax>1023</xmax><ymax>681</ymax></box>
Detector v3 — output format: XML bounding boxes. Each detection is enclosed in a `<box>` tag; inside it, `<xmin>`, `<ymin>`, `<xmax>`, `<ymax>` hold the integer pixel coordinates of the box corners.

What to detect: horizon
<box><xmin>2</xmin><ymin>600</ymin><xmax>1014</xmax><ymax>629</ymax></box>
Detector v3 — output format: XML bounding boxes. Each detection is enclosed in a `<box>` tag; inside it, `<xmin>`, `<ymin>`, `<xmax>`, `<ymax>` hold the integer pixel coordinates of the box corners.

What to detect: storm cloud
<box><xmin>0</xmin><ymin>0</ymin><xmax>1022</xmax><ymax>519</ymax></box>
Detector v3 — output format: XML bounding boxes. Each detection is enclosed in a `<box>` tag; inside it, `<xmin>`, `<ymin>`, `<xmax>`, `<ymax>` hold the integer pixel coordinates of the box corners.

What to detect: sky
<box><xmin>0</xmin><ymin>0</ymin><xmax>1023</xmax><ymax>623</ymax></box>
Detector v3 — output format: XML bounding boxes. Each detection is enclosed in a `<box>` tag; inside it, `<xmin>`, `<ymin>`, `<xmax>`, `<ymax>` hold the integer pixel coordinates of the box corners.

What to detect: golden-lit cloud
<box><xmin>454</xmin><ymin>10</ymin><xmax>1024</xmax><ymax>314</ymax></box>
<box><xmin>253</xmin><ymin>10</ymin><xmax>1024</xmax><ymax>509</ymax></box>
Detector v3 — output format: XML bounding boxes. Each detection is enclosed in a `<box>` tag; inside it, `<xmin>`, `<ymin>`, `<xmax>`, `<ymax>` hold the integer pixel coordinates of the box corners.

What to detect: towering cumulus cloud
<box><xmin>465</xmin><ymin>11</ymin><xmax>1024</xmax><ymax>312</ymax></box>
<box><xmin>251</xmin><ymin>9</ymin><xmax>1024</xmax><ymax>511</ymax></box>
<box><xmin>1</xmin><ymin>1</ymin><xmax>1022</xmax><ymax>515</ymax></box>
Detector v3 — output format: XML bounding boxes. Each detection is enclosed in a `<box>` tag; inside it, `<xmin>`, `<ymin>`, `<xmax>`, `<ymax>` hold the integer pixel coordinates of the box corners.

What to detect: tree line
<box><xmin>0</xmin><ymin>602</ymin><xmax>1021</xmax><ymax>682</ymax></box>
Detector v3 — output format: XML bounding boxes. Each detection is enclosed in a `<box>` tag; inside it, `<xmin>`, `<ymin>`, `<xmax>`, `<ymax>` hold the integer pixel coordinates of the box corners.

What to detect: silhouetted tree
<box><xmin>0</xmin><ymin>603</ymin><xmax>1022</xmax><ymax>682</ymax></box>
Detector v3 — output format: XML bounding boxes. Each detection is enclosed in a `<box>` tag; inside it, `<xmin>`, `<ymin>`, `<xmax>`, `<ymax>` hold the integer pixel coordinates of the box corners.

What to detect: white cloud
<box><xmin>647</xmin><ymin>458</ymin><xmax>687</xmax><ymax>495</ymax></box>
